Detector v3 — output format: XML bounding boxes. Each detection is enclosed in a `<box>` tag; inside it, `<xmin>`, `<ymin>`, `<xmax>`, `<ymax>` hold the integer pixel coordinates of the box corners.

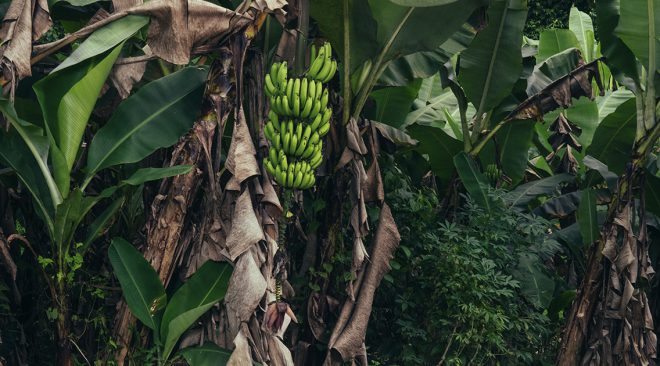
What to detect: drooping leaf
<box><xmin>453</xmin><ymin>152</ymin><xmax>490</xmax><ymax>210</ymax></box>
<box><xmin>458</xmin><ymin>0</ymin><xmax>527</xmax><ymax>115</ymax></box>
<box><xmin>578</xmin><ymin>189</ymin><xmax>599</xmax><ymax>247</ymax></box>
<box><xmin>108</xmin><ymin>237</ymin><xmax>166</xmax><ymax>332</ymax></box>
<box><xmin>526</xmin><ymin>48</ymin><xmax>582</xmax><ymax>96</ymax></box>
<box><xmin>615</xmin><ymin>0</ymin><xmax>660</xmax><ymax>72</ymax></box>
<box><xmin>371</xmin><ymin>121</ymin><xmax>418</xmax><ymax>147</ymax></box>
<box><xmin>34</xmin><ymin>44</ymin><xmax>124</xmax><ymax>175</ymax></box>
<box><xmin>407</xmin><ymin>124</ymin><xmax>462</xmax><ymax>184</ymax></box>
<box><xmin>180</xmin><ymin>343</ymin><xmax>232</xmax><ymax>366</ymax></box>
<box><xmin>495</xmin><ymin>120</ymin><xmax>535</xmax><ymax>184</ymax></box>
<box><xmin>504</xmin><ymin>173</ymin><xmax>575</xmax><ymax>209</ymax></box>
<box><xmin>597</xmin><ymin>89</ymin><xmax>636</xmax><ymax>123</ymax></box>
<box><xmin>369</xmin><ymin>0</ymin><xmax>487</xmax><ymax>60</ymax></box>
<box><xmin>568</xmin><ymin>6</ymin><xmax>595</xmax><ymax>62</ymax></box>
<box><xmin>595</xmin><ymin>0</ymin><xmax>640</xmax><ymax>83</ymax></box>
<box><xmin>564</xmin><ymin>98</ymin><xmax>599</xmax><ymax>147</ymax></box>
<box><xmin>583</xmin><ymin>155</ymin><xmax>619</xmax><ymax>190</ymax></box>
<box><xmin>586</xmin><ymin>98</ymin><xmax>636</xmax><ymax>175</ymax></box>
<box><xmin>121</xmin><ymin>165</ymin><xmax>193</xmax><ymax>186</ymax></box>
<box><xmin>537</xmin><ymin>29</ymin><xmax>581</xmax><ymax>62</ymax></box>
<box><xmin>53</xmin><ymin>15</ymin><xmax>149</xmax><ymax>72</ymax></box>
<box><xmin>310</xmin><ymin>0</ymin><xmax>379</xmax><ymax>72</ymax></box>
<box><xmin>369</xmin><ymin>80</ymin><xmax>422</xmax><ymax>128</ymax></box>
<box><xmin>160</xmin><ymin>260</ymin><xmax>233</xmax><ymax>361</ymax></box>
<box><xmin>513</xmin><ymin>253</ymin><xmax>555</xmax><ymax>308</ymax></box>
<box><xmin>532</xmin><ymin>191</ymin><xmax>581</xmax><ymax>218</ymax></box>
<box><xmin>85</xmin><ymin>67</ymin><xmax>208</xmax><ymax>181</ymax></box>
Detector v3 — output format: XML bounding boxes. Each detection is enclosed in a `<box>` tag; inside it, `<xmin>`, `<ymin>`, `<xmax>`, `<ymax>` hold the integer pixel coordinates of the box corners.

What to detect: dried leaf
<box><xmin>225</xmin><ymin>251</ymin><xmax>267</xmax><ymax>322</ymax></box>
<box><xmin>226</xmin><ymin>107</ymin><xmax>260</xmax><ymax>184</ymax></box>
<box><xmin>227</xmin><ymin>330</ymin><xmax>253</xmax><ymax>366</ymax></box>
<box><xmin>225</xmin><ymin>189</ymin><xmax>264</xmax><ymax>261</ymax></box>
<box><xmin>0</xmin><ymin>0</ymin><xmax>51</xmax><ymax>80</ymax></box>
<box><xmin>110</xmin><ymin>57</ymin><xmax>148</xmax><ymax>99</ymax></box>
<box><xmin>267</xmin><ymin>335</ymin><xmax>294</xmax><ymax>366</ymax></box>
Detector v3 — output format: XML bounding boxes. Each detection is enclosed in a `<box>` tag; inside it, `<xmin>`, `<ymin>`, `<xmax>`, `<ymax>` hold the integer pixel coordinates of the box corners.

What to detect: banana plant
<box><xmin>108</xmin><ymin>238</ymin><xmax>233</xmax><ymax>365</ymax></box>
<box><xmin>0</xmin><ymin>18</ymin><xmax>207</xmax><ymax>364</ymax></box>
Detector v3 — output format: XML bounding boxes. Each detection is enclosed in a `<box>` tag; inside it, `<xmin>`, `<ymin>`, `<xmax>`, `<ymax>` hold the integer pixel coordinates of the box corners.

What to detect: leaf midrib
<box><xmin>477</xmin><ymin>4</ymin><xmax>509</xmax><ymax>116</ymax></box>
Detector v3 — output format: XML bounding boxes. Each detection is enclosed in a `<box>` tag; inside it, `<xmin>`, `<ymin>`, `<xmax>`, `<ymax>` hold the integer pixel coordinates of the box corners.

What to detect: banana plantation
<box><xmin>0</xmin><ymin>0</ymin><xmax>658</xmax><ymax>364</ymax></box>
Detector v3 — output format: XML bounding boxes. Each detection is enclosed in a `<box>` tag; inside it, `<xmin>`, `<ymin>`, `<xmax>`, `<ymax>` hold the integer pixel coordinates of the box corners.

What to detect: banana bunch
<box><xmin>263</xmin><ymin>42</ymin><xmax>335</xmax><ymax>189</ymax></box>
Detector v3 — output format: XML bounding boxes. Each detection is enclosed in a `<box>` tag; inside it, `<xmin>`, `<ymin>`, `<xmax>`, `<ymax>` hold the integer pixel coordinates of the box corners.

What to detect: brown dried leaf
<box><xmin>506</xmin><ymin>59</ymin><xmax>602</xmax><ymax>121</ymax></box>
<box><xmin>362</xmin><ymin>160</ymin><xmax>384</xmax><ymax>203</ymax></box>
<box><xmin>226</xmin><ymin>107</ymin><xmax>260</xmax><ymax>184</ymax></box>
<box><xmin>225</xmin><ymin>251</ymin><xmax>267</xmax><ymax>322</ymax></box>
<box><xmin>110</xmin><ymin>57</ymin><xmax>148</xmax><ymax>99</ymax></box>
<box><xmin>267</xmin><ymin>335</ymin><xmax>294</xmax><ymax>366</ymax></box>
<box><xmin>228</xmin><ymin>330</ymin><xmax>253</xmax><ymax>366</ymax></box>
<box><xmin>225</xmin><ymin>189</ymin><xmax>264</xmax><ymax>261</ymax></box>
<box><xmin>0</xmin><ymin>0</ymin><xmax>51</xmax><ymax>79</ymax></box>
<box><xmin>327</xmin><ymin>203</ymin><xmax>400</xmax><ymax>362</ymax></box>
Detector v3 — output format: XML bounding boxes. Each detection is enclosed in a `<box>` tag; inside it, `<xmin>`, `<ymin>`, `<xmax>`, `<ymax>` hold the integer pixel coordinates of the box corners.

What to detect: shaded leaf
<box><xmin>513</xmin><ymin>253</ymin><xmax>555</xmax><ymax>308</ymax></box>
<box><xmin>369</xmin><ymin>80</ymin><xmax>422</xmax><ymax>128</ymax></box>
<box><xmin>180</xmin><ymin>343</ymin><xmax>232</xmax><ymax>366</ymax></box>
<box><xmin>83</xmin><ymin>197</ymin><xmax>125</xmax><ymax>250</ymax></box>
<box><xmin>526</xmin><ymin>48</ymin><xmax>582</xmax><ymax>96</ymax></box>
<box><xmin>615</xmin><ymin>0</ymin><xmax>660</xmax><ymax>72</ymax></box>
<box><xmin>407</xmin><ymin>124</ymin><xmax>462</xmax><ymax>183</ymax></box>
<box><xmin>597</xmin><ymin>89</ymin><xmax>635</xmax><ymax>123</ymax></box>
<box><xmin>108</xmin><ymin>237</ymin><xmax>166</xmax><ymax>332</ymax></box>
<box><xmin>496</xmin><ymin>120</ymin><xmax>535</xmax><ymax>184</ymax></box>
<box><xmin>453</xmin><ymin>152</ymin><xmax>490</xmax><ymax>210</ymax></box>
<box><xmin>646</xmin><ymin>173</ymin><xmax>660</xmax><ymax>217</ymax></box>
<box><xmin>160</xmin><ymin>260</ymin><xmax>232</xmax><ymax>360</ymax></box>
<box><xmin>371</xmin><ymin>121</ymin><xmax>417</xmax><ymax>147</ymax></box>
<box><xmin>586</xmin><ymin>98</ymin><xmax>636</xmax><ymax>175</ymax></box>
<box><xmin>595</xmin><ymin>0</ymin><xmax>640</xmax><ymax>83</ymax></box>
<box><xmin>504</xmin><ymin>173</ymin><xmax>574</xmax><ymax>209</ymax></box>
<box><xmin>583</xmin><ymin>155</ymin><xmax>619</xmax><ymax>190</ymax></box>
<box><xmin>121</xmin><ymin>165</ymin><xmax>193</xmax><ymax>186</ymax></box>
<box><xmin>85</xmin><ymin>67</ymin><xmax>208</xmax><ymax>179</ymax></box>
<box><xmin>458</xmin><ymin>0</ymin><xmax>527</xmax><ymax>114</ymax></box>
<box><xmin>578</xmin><ymin>189</ymin><xmax>599</xmax><ymax>247</ymax></box>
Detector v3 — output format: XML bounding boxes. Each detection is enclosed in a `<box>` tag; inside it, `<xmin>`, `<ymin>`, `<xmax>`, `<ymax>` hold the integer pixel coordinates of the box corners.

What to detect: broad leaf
<box><xmin>596</xmin><ymin>0</ymin><xmax>640</xmax><ymax>84</ymax></box>
<box><xmin>586</xmin><ymin>98</ymin><xmax>636</xmax><ymax>175</ymax></box>
<box><xmin>564</xmin><ymin>98</ymin><xmax>599</xmax><ymax>147</ymax></box>
<box><xmin>526</xmin><ymin>48</ymin><xmax>582</xmax><ymax>96</ymax></box>
<box><xmin>82</xmin><ymin>197</ymin><xmax>125</xmax><ymax>250</ymax></box>
<box><xmin>513</xmin><ymin>253</ymin><xmax>555</xmax><ymax>308</ymax></box>
<box><xmin>496</xmin><ymin>120</ymin><xmax>534</xmax><ymax>184</ymax></box>
<box><xmin>597</xmin><ymin>89</ymin><xmax>635</xmax><ymax>123</ymax></box>
<box><xmin>583</xmin><ymin>155</ymin><xmax>619</xmax><ymax>190</ymax></box>
<box><xmin>537</xmin><ymin>29</ymin><xmax>580</xmax><ymax>62</ymax></box>
<box><xmin>53</xmin><ymin>189</ymin><xmax>84</xmax><ymax>247</ymax></box>
<box><xmin>121</xmin><ymin>165</ymin><xmax>193</xmax><ymax>186</ymax></box>
<box><xmin>578</xmin><ymin>189</ymin><xmax>599</xmax><ymax>247</ymax></box>
<box><xmin>34</xmin><ymin>44</ymin><xmax>124</xmax><ymax>175</ymax></box>
<box><xmin>568</xmin><ymin>6</ymin><xmax>595</xmax><ymax>62</ymax></box>
<box><xmin>458</xmin><ymin>0</ymin><xmax>527</xmax><ymax>114</ymax></box>
<box><xmin>369</xmin><ymin>0</ymin><xmax>487</xmax><ymax>60</ymax></box>
<box><xmin>108</xmin><ymin>238</ymin><xmax>166</xmax><ymax>332</ymax></box>
<box><xmin>85</xmin><ymin>67</ymin><xmax>208</xmax><ymax>182</ymax></box>
<box><xmin>180</xmin><ymin>343</ymin><xmax>232</xmax><ymax>366</ymax></box>
<box><xmin>160</xmin><ymin>260</ymin><xmax>233</xmax><ymax>360</ymax></box>
<box><xmin>54</xmin><ymin>15</ymin><xmax>149</xmax><ymax>72</ymax></box>
<box><xmin>504</xmin><ymin>174</ymin><xmax>575</xmax><ymax>209</ymax></box>
<box><xmin>407</xmin><ymin>124</ymin><xmax>462</xmax><ymax>184</ymax></box>
<box><xmin>370</xmin><ymin>80</ymin><xmax>422</xmax><ymax>128</ymax></box>
<box><xmin>615</xmin><ymin>0</ymin><xmax>660</xmax><ymax>72</ymax></box>
<box><xmin>453</xmin><ymin>152</ymin><xmax>490</xmax><ymax>210</ymax></box>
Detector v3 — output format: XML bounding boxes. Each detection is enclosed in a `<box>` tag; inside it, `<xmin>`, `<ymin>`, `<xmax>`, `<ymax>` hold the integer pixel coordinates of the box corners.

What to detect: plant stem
<box><xmin>469</xmin><ymin>119</ymin><xmax>508</xmax><ymax>157</ymax></box>
<box><xmin>294</xmin><ymin>0</ymin><xmax>309</xmax><ymax>75</ymax></box>
<box><xmin>342</xmin><ymin>0</ymin><xmax>351</xmax><ymax>125</ymax></box>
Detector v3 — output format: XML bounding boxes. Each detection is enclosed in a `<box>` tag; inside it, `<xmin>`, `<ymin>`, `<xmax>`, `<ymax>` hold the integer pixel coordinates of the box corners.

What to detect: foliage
<box><xmin>369</xmin><ymin>158</ymin><xmax>559</xmax><ymax>365</ymax></box>
<box><xmin>524</xmin><ymin>0</ymin><xmax>594</xmax><ymax>39</ymax></box>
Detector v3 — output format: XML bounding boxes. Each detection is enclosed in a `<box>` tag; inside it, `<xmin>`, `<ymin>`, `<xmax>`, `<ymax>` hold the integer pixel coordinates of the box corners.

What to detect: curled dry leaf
<box><xmin>327</xmin><ymin>203</ymin><xmax>400</xmax><ymax>363</ymax></box>
<box><xmin>505</xmin><ymin>59</ymin><xmax>603</xmax><ymax>122</ymax></box>
<box><xmin>228</xmin><ymin>329</ymin><xmax>253</xmax><ymax>366</ymax></box>
<box><xmin>226</xmin><ymin>107</ymin><xmax>260</xmax><ymax>184</ymax></box>
<box><xmin>0</xmin><ymin>0</ymin><xmax>51</xmax><ymax>80</ymax></box>
<box><xmin>225</xmin><ymin>251</ymin><xmax>267</xmax><ymax>322</ymax></box>
<box><xmin>267</xmin><ymin>335</ymin><xmax>294</xmax><ymax>366</ymax></box>
<box><xmin>110</xmin><ymin>58</ymin><xmax>148</xmax><ymax>99</ymax></box>
<box><xmin>225</xmin><ymin>189</ymin><xmax>264</xmax><ymax>261</ymax></box>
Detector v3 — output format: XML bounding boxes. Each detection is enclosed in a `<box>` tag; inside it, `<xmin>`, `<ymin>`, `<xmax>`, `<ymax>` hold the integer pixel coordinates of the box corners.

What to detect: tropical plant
<box><xmin>108</xmin><ymin>238</ymin><xmax>233</xmax><ymax>365</ymax></box>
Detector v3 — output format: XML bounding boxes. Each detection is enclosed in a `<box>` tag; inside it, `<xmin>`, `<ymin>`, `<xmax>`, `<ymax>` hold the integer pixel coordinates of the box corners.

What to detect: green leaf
<box><xmin>54</xmin><ymin>16</ymin><xmax>149</xmax><ymax>72</ymax></box>
<box><xmin>513</xmin><ymin>253</ymin><xmax>555</xmax><ymax>308</ymax></box>
<box><xmin>564</xmin><ymin>98</ymin><xmax>599</xmax><ymax>147</ymax></box>
<box><xmin>597</xmin><ymin>89</ymin><xmax>636</xmax><ymax>123</ymax></box>
<box><xmin>645</xmin><ymin>173</ymin><xmax>660</xmax><ymax>217</ymax></box>
<box><xmin>108</xmin><ymin>238</ymin><xmax>166</xmax><ymax>332</ymax></box>
<box><xmin>537</xmin><ymin>29</ymin><xmax>580</xmax><ymax>62</ymax></box>
<box><xmin>526</xmin><ymin>48</ymin><xmax>582</xmax><ymax>96</ymax></box>
<box><xmin>583</xmin><ymin>155</ymin><xmax>619</xmax><ymax>190</ymax></box>
<box><xmin>615</xmin><ymin>0</ymin><xmax>660</xmax><ymax>72</ymax></box>
<box><xmin>310</xmin><ymin>0</ymin><xmax>379</xmax><ymax>72</ymax></box>
<box><xmin>390</xmin><ymin>0</ymin><xmax>459</xmax><ymax>6</ymax></box>
<box><xmin>0</xmin><ymin>99</ymin><xmax>61</xmax><ymax>212</ymax></box>
<box><xmin>34</xmin><ymin>44</ymin><xmax>124</xmax><ymax>175</ymax></box>
<box><xmin>586</xmin><ymin>98</ymin><xmax>637</xmax><ymax>175</ymax></box>
<box><xmin>121</xmin><ymin>166</ymin><xmax>193</xmax><ymax>186</ymax></box>
<box><xmin>496</xmin><ymin>120</ymin><xmax>534</xmax><ymax>184</ymax></box>
<box><xmin>369</xmin><ymin>0</ymin><xmax>487</xmax><ymax>59</ymax></box>
<box><xmin>568</xmin><ymin>6</ymin><xmax>595</xmax><ymax>62</ymax></box>
<box><xmin>180</xmin><ymin>343</ymin><xmax>232</xmax><ymax>366</ymax></box>
<box><xmin>578</xmin><ymin>189</ymin><xmax>599</xmax><ymax>247</ymax></box>
<box><xmin>85</xmin><ymin>67</ymin><xmax>208</xmax><ymax>182</ymax></box>
<box><xmin>453</xmin><ymin>152</ymin><xmax>490</xmax><ymax>210</ymax></box>
<box><xmin>0</xmin><ymin>128</ymin><xmax>56</xmax><ymax>232</ymax></box>
<box><xmin>407</xmin><ymin>124</ymin><xmax>462</xmax><ymax>184</ymax></box>
<box><xmin>369</xmin><ymin>80</ymin><xmax>422</xmax><ymax>128</ymax></box>
<box><xmin>82</xmin><ymin>197</ymin><xmax>125</xmax><ymax>250</ymax></box>
<box><xmin>53</xmin><ymin>189</ymin><xmax>84</xmax><ymax>247</ymax></box>
<box><xmin>160</xmin><ymin>260</ymin><xmax>233</xmax><ymax>361</ymax></box>
<box><xmin>458</xmin><ymin>0</ymin><xmax>527</xmax><ymax>114</ymax></box>
<box><xmin>596</xmin><ymin>0</ymin><xmax>640</xmax><ymax>83</ymax></box>
<box><xmin>504</xmin><ymin>174</ymin><xmax>575</xmax><ymax>209</ymax></box>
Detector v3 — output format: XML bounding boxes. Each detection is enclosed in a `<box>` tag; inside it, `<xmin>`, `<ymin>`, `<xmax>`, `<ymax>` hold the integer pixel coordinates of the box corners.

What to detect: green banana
<box><xmin>293</xmin><ymin>91</ymin><xmax>300</xmax><ymax>117</ymax></box>
<box><xmin>320</xmin><ymin>89</ymin><xmax>329</xmax><ymax>110</ymax></box>
<box><xmin>307</xmin><ymin>47</ymin><xmax>325</xmax><ymax>78</ymax></box>
<box><xmin>269</xmin><ymin>110</ymin><xmax>280</xmax><ymax>131</ymax></box>
<box><xmin>310</xmin><ymin>44</ymin><xmax>317</xmax><ymax>63</ymax></box>
<box><xmin>294</xmin><ymin>78</ymin><xmax>301</xmax><ymax>101</ymax></box>
<box><xmin>309</xmin><ymin>99</ymin><xmax>322</xmax><ymax>120</ymax></box>
<box><xmin>321</xmin><ymin>107</ymin><xmax>332</xmax><ymax>124</ymax></box>
<box><xmin>286</xmin><ymin>78</ymin><xmax>294</xmax><ymax>102</ymax></box>
<box><xmin>310</xmin><ymin>113</ymin><xmax>322</xmax><ymax>131</ymax></box>
<box><xmin>309</xmin><ymin>131</ymin><xmax>320</xmax><ymax>145</ymax></box>
<box><xmin>293</xmin><ymin>170</ymin><xmax>304</xmax><ymax>188</ymax></box>
<box><xmin>289</xmin><ymin>134</ymin><xmax>299</xmax><ymax>156</ymax></box>
<box><xmin>301</xmin><ymin>78</ymin><xmax>308</xmax><ymax>105</ymax></box>
<box><xmin>279</xmin><ymin>154</ymin><xmax>288</xmax><ymax>172</ymax></box>
<box><xmin>282</xmin><ymin>95</ymin><xmax>292</xmax><ymax>115</ymax></box>
<box><xmin>323</xmin><ymin>60</ymin><xmax>337</xmax><ymax>83</ymax></box>
<box><xmin>295</xmin><ymin>138</ymin><xmax>308</xmax><ymax>157</ymax></box>
<box><xmin>302</xmin><ymin>125</ymin><xmax>312</xmax><ymax>141</ymax></box>
<box><xmin>315</xmin><ymin>56</ymin><xmax>333</xmax><ymax>82</ymax></box>
<box><xmin>265</xmin><ymin>74</ymin><xmax>277</xmax><ymax>96</ymax></box>
<box><xmin>286</xmin><ymin>165</ymin><xmax>294</xmax><ymax>187</ymax></box>
<box><xmin>318</xmin><ymin>121</ymin><xmax>330</xmax><ymax>137</ymax></box>
<box><xmin>295</xmin><ymin>121</ymin><xmax>303</xmax><ymax>141</ymax></box>
<box><xmin>301</xmin><ymin>141</ymin><xmax>316</xmax><ymax>159</ymax></box>
<box><xmin>301</xmin><ymin>97</ymin><xmax>313</xmax><ymax>118</ymax></box>
<box><xmin>265</xmin><ymin>160</ymin><xmax>276</xmax><ymax>176</ymax></box>
<box><xmin>270</xmin><ymin>62</ymin><xmax>280</xmax><ymax>85</ymax></box>
<box><xmin>315</xmin><ymin>81</ymin><xmax>322</xmax><ymax>102</ymax></box>
<box><xmin>277</xmin><ymin>61</ymin><xmax>287</xmax><ymax>88</ymax></box>
<box><xmin>282</xmin><ymin>131</ymin><xmax>291</xmax><ymax>154</ymax></box>
<box><xmin>307</xmin><ymin>79</ymin><xmax>317</xmax><ymax>102</ymax></box>
<box><xmin>273</xmin><ymin>132</ymin><xmax>281</xmax><ymax>150</ymax></box>
<box><xmin>269</xmin><ymin>148</ymin><xmax>278</xmax><ymax>166</ymax></box>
